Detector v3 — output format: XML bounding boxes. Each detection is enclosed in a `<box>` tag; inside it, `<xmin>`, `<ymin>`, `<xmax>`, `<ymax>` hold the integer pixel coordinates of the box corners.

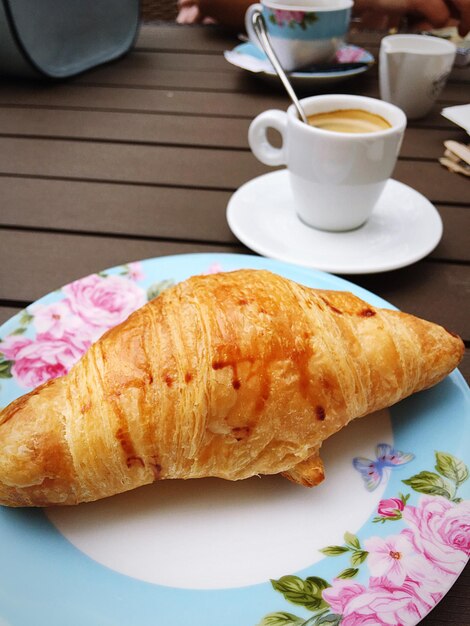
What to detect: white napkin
<box><xmin>441</xmin><ymin>104</ymin><xmax>470</xmax><ymax>135</ymax></box>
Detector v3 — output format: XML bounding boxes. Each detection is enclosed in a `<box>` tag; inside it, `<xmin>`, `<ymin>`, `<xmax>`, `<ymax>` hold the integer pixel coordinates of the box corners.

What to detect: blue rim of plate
<box><xmin>227</xmin><ymin>42</ymin><xmax>374</xmax><ymax>80</ymax></box>
<box><xmin>0</xmin><ymin>253</ymin><xmax>468</xmax><ymax>626</ymax></box>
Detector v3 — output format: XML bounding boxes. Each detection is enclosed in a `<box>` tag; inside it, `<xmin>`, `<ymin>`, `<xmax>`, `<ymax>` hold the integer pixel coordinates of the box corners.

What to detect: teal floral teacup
<box><xmin>245</xmin><ymin>0</ymin><xmax>353</xmax><ymax>72</ymax></box>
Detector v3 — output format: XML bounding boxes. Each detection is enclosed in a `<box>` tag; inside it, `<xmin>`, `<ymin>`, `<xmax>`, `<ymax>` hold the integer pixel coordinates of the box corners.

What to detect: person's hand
<box><xmin>176</xmin><ymin>0</ymin><xmax>216</xmax><ymax>25</ymax></box>
<box><xmin>176</xmin><ymin>0</ymin><xmax>200</xmax><ymax>24</ymax></box>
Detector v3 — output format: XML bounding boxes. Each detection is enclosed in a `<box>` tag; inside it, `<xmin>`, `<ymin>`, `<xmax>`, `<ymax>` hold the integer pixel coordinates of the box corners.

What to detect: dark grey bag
<box><xmin>0</xmin><ymin>0</ymin><xmax>140</xmax><ymax>79</ymax></box>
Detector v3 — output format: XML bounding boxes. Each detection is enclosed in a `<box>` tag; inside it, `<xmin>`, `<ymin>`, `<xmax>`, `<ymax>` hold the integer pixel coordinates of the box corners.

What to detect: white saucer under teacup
<box><xmin>226</xmin><ymin>170</ymin><xmax>443</xmax><ymax>275</ymax></box>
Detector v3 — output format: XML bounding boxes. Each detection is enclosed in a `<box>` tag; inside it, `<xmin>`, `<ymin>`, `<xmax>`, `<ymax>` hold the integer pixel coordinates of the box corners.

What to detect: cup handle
<box><xmin>245</xmin><ymin>3</ymin><xmax>264</xmax><ymax>47</ymax></box>
<box><xmin>248</xmin><ymin>110</ymin><xmax>288</xmax><ymax>167</ymax></box>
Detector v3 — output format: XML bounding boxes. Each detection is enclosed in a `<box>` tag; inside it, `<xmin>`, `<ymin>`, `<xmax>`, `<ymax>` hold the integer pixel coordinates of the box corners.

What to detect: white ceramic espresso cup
<box><xmin>248</xmin><ymin>94</ymin><xmax>407</xmax><ymax>232</ymax></box>
<box><xmin>379</xmin><ymin>34</ymin><xmax>456</xmax><ymax>120</ymax></box>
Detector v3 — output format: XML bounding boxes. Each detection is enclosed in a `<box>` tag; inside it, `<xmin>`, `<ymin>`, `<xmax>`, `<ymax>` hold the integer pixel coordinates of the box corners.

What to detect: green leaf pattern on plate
<box><xmin>258</xmin><ymin>450</ymin><xmax>469</xmax><ymax>626</ymax></box>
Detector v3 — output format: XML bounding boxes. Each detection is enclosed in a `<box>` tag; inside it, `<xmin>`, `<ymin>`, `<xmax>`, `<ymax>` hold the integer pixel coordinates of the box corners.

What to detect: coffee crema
<box><xmin>307</xmin><ymin>109</ymin><xmax>392</xmax><ymax>133</ymax></box>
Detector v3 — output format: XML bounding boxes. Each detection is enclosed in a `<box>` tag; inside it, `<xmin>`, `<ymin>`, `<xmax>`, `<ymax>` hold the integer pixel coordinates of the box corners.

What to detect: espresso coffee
<box><xmin>307</xmin><ymin>109</ymin><xmax>392</xmax><ymax>133</ymax></box>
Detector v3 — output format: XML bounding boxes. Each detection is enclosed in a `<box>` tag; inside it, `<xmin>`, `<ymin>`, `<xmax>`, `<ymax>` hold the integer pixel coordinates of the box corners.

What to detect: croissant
<box><xmin>0</xmin><ymin>269</ymin><xmax>463</xmax><ymax>507</ymax></box>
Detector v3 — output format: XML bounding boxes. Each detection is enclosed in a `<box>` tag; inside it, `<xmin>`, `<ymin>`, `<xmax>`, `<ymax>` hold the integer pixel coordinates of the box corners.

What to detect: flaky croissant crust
<box><xmin>0</xmin><ymin>270</ymin><xmax>464</xmax><ymax>506</ymax></box>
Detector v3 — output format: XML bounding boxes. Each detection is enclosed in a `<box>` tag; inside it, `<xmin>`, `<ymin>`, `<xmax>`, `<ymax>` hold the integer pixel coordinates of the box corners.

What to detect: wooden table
<box><xmin>0</xmin><ymin>22</ymin><xmax>468</xmax><ymax>625</ymax></box>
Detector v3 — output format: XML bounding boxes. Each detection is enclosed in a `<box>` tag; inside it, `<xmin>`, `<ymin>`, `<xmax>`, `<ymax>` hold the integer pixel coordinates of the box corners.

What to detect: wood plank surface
<box><xmin>0</xmin><ymin>307</ymin><xmax>21</xmax><ymax>325</ymax></box>
<box><xmin>0</xmin><ymin>136</ymin><xmax>267</xmax><ymax>188</ymax></box>
<box><xmin>391</xmin><ymin>160</ymin><xmax>470</xmax><ymax>204</ymax></box>
<box><xmin>0</xmin><ymin>86</ymin><xmax>463</xmax><ymax>137</ymax></box>
<box><xmin>0</xmin><ymin>177</ymin><xmax>236</xmax><ymax>243</ymax></box>
<box><xmin>0</xmin><ymin>229</ymin><xmax>243</xmax><ymax>303</ymax></box>
<box><xmin>136</xmin><ymin>23</ymin><xmax>234</xmax><ymax>53</ymax></box>
<box><xmin>0</xmin><ymin>107</ymin><xmax>465</xmax><ymax>160</ymax></box>
<box><xmin>0</xmin><ymin>83</ymin><xmax>288</xmax><ymax>118</ymax></box>
<box><xmin>0</xmin><ymin>177</ymin><xmax>468</xmax><ymax>262</ymax></box>
<box><xmin>0</xmin><ymin>108</ymin><xmax>252</xmax><ymax>149</ymax></box>
<box><xmin>433</xmin><ymin>205</ymin><xmax>470</xmax><ymax>262</ymax></box>
<box><xmin>2</xmin><ymin>69</ymin><xmax>467</xmax><ymax>107</ymax></box>
<box><xmin>0</xmin><ymin>136</ymin><xmax>468</xmax><ymax>205</ymax></box>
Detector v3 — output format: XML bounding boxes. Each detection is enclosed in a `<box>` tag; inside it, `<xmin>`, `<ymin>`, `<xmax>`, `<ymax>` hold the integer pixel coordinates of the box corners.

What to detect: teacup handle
<box><xmin>245</xmin><ymin>3</ymin><xmax>264</xmax><ymax>48</ymax></box>
<box><xmin>248</xmin><ymin>110</ymin><xmax>288</xmax><ymax>166</ymax></box>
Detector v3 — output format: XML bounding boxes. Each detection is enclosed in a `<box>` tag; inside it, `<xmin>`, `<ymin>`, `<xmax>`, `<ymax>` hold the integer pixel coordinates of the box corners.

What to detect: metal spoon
<box><xmin>251</xmin><ymin>10</ymin><xmax>308</xmax><ymax>124</ymax></box>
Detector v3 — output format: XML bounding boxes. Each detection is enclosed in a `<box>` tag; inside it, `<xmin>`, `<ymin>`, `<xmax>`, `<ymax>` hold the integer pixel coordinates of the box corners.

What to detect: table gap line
<box><xmin>133</xmin><ymin>47</ymin><xmax>228</xmax><ymax>56</ymax></box>
<box><xmin>61</xmin><ymin>81</ymin><xmax>266</xmax><ymax>95</ymax></box>
<box><xmin>398</xmin><ymin>156</ymin><xmax>450</xmax><ymax>163</ymax></box>
<box><xmin>0</xmin><ymin>81</ymin><xmax>268</xmax><ymax>96</ymax></box>
<box><xmin>81</xmin><ymin>66</ymin><xmax>242</xmax><ymax>78</ymax></box>
<box><xmin>397</xmin><ymin>255</ymin><xmax>470</xmax><ymax>267</ymax></box>
<box><xmin>1</xmin><ymin>173</ymin><xmax>469</xmax><ymax>205</ymax></box>
<box><xmin>0</xmin><ymin>133</ymin><xmax>251</xmax><ymax>152</ymax></box>
<box><xmin>0</xmin><ymin>103</ymin><xmax>257</xmax><ymax>120</ymax></box>
<box><xmin>425</xmin><ymin>257</ymin><xmax>470</xmax><ymax>267</ymax></box>
<box><xmin>0</xmin><ymin>171</ymin><xmax>238</xmax><ymax>191</ymax></box>
<box><xmin>0</xmin><ymin>100</ymin><xmax>462</xmax><ymax>128</ymax></box>
<box><xmin>0</xmin><ymin>223</ymin><xmax>242</xmax><ymax>248</ymax></box>
<box><xmin>0</xmin><ymin>298</ymin><xmax>32</xmax><ymax>309</ymax></box>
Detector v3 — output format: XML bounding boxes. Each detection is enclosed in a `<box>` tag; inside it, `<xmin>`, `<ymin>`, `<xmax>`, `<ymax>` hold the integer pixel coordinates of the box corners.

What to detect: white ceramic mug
<box><xmin>248</xmin><ymin>94</ymin><xmax>407</xmax><ymax>232</ymax></box>
<box><xmin>379</xmin><ymin>34</ymin><xmax>456</xmax><ymax>120</ymax></box>
<box><xmin>245</xmin><ymin>0</ymin><xmax>353</xmax><ymax>72</ymax></box>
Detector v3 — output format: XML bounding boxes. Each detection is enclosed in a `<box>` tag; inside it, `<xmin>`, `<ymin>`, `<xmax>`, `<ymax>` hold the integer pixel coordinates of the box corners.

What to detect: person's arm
<box><xmin>447</xmin><ymin>0</ymin><xmax>470</xmax><ymax>35</ymax></box>
<box><xmin>354</xmin><ymin>0</ymin><xmax>470</xmax><ymax>35</ymax></box>
<box><xmin>178</xmin><ymin>0</ymin><xmax>470</xmax><ymax>36</ymax></box>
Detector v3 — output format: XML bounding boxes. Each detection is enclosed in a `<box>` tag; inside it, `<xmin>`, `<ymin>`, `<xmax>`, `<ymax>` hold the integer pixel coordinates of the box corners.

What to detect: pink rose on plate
<box><xmin>403</xmin><ymin>496</ymin><xmax>470</xmax><ymax>578</ymax></box>
<box><xmin>0</xmin><ymin>335</ymin><xmax>31</xmax><ymax>361</ymax></box>
<box><xmin>0</xmin><ymin>333</ymin><xmax>85</xmax><ymax>388</ymax></box>
<box><xmin>344</xmin><ymin>576</ymin><xmax>434</xmax><ymax>626</ymax></box>
<box><xmin>378</xmin><ymin>497</ymin><xmax>405</xmax><ymax>518</ymax></box>
<box><xmin>30</xmin><ymin>300</ymin><xmax>82</xmax><ymax>338</ymax></box>
<box><xmin>325</xmin><ymin>576</ymin><xmax>434</xmax><ymax>626</ymax></box>
<box><xmin>322</xmin><ymin>579</ymin><xmax>366</xmax><ymax>614</ymax></box>
<box><xmin>63</xmin><ymin>274</ymin><xmax>146</xmax><ymax>336</ymax></box>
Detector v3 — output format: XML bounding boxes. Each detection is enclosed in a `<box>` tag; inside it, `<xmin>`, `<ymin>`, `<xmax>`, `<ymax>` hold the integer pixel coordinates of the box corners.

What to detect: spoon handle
<box><xmin>251</xmin><ymin>11</ymin><xmax>308</xmax><ymax>124</ymax></box>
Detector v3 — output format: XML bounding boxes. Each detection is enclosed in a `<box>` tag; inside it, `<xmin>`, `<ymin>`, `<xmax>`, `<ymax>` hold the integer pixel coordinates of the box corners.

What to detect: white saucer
<box><xmin>226</xmin><ymin>170</ymin><xmax>443</xmax><ymax>274</ymax></box>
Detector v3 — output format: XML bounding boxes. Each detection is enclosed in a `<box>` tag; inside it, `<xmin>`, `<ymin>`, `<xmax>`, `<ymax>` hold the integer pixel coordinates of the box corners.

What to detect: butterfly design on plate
<box><xmin>352</xmin><ymin>443</ymin><xmax>415</xmax><ymax>491</ymax></box>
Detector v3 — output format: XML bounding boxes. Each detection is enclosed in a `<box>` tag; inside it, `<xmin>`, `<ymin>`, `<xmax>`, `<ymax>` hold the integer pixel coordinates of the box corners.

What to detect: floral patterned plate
<box><xmin>0</xmin><ymin>253</ymin><xmax>468</xmax><ymax>626</ymax></box>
